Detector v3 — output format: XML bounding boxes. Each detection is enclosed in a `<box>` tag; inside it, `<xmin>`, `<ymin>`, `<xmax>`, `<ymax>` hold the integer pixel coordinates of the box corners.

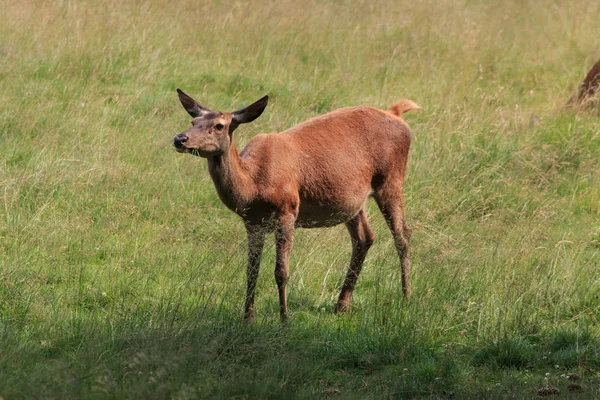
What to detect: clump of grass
<box><xmin>473</xmin><ymin>338</ymin><xmax>535</xmax><ymax>369</ymax></box>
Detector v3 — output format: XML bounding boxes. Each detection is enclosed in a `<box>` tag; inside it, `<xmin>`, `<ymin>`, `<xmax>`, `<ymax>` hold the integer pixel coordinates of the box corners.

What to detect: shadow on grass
<box><xmin>3</xmin><ymin>303</ymin><xmax>600</xmax><ymax>399</ymax></box>
<box><xmin>0</xmin><ymin>307</ymin><xmax>466</xmax><ymax>399</ymax></box>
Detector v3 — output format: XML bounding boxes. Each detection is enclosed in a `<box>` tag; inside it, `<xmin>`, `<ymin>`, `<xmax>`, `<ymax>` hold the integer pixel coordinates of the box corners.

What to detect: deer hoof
<box><xmin>334</xmin><ymin>302</ymin><xmax>349</xmax><ymax>314</ymax></box>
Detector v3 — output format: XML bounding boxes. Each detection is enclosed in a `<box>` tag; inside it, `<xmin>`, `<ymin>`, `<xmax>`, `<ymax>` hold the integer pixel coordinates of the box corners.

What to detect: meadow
<box><xmin>1</xmin><ymin>0</ymin><xmax>600</xmax><ymax>398</ymax></box>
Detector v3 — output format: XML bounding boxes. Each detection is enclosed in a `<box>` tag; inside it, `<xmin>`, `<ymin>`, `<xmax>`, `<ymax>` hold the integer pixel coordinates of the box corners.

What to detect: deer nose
<box><xmin>173</xmin><ymin>134</ymin><xmax>188</xmax><ymax>148</ymax></box>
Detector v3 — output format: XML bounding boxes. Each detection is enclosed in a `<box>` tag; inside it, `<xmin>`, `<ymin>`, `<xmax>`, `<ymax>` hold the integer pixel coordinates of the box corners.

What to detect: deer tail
<box><xmin>388</xmin><ymin>99</ymin><xmax>421</xmax><ymax>118</ymax></box>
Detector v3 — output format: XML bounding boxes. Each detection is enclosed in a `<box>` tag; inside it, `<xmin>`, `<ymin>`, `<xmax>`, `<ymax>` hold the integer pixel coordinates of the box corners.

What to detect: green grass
<box><xmin>2</xmin><ymin>0</ymin><xmax>600</xmax><ymax>398</ymax></box>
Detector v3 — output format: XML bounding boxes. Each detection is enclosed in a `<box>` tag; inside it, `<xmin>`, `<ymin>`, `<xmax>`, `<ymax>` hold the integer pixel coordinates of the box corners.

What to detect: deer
<box><xmin>569</xmin><ymin>59</ymin><xmax>600</xmax><ymax>106</ymax></box>
<box><xmin>172</xmin><ymin>89</ymin><xmax>420</xmax><ymax>322</ymax></box>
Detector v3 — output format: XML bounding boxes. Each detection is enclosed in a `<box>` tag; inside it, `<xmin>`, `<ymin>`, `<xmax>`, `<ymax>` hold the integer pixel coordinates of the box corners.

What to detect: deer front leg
<box><xmin>275</xmin><ymin>215</ymin><xmax>295</xmax><ymax>322</ymax></box>
<box><xmin>244</xmin><ymin>225</ymin><xmax>265</xmax><ymax>321</ymax></box>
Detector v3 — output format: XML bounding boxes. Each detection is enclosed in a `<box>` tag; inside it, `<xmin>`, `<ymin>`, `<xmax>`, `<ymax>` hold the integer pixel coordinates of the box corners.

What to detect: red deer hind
<box><xmin>173</xmin><ymin>89</ymin><xmax>420</xmax><ymax>321</ymax></box>
<box><xmin>569</xmin><ymin>59</ymin><xmax>600</xmax><ymax>106</ymax></box>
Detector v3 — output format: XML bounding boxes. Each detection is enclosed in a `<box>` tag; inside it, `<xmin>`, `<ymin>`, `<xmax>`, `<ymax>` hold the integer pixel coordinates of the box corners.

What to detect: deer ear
<box><xmin>232</xmin><ymin>95</ymin><xmax>269</xmax><ymax>124</ymax></box>
<box><xmin>177</xmin><ymin>88</ymin><xmax>211</xmax><ymax>118</ymax></box>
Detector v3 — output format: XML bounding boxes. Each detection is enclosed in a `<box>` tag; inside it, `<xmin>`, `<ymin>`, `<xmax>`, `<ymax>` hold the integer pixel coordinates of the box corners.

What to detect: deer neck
<box><xmin>207</xmin><ymin>140</ymin><xmax>255</xmax><ymax>214</ymax></box>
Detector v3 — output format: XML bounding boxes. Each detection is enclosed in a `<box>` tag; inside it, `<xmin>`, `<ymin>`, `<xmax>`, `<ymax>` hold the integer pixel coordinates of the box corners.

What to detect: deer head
<box><xmin>173</xmin><ymin>89</ymin><xmax>268</xmax><ymax>157</ymax></box>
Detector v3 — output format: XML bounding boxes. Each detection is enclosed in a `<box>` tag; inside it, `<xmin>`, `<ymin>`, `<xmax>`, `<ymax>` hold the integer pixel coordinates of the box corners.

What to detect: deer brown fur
<box><xmin>569</xmin><ymin>59</ymin><xmax>600</xmax><ymax>106</ymax></box>
<box><xmin>173</xmin><ymin>89</ymin><xmax>420</xmax><ymax>321</ymax></box>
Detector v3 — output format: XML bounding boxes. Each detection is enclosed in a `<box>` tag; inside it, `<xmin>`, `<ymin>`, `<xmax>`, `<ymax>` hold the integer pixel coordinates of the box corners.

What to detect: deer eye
<box><xmin>215</xmin><ymin>123</ymin><xmax>225</xmax><ymax>131</ymax></box>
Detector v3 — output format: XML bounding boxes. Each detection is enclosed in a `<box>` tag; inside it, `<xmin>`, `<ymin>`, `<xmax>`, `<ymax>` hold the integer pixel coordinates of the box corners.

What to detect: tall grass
<box><xmin>1</xmin><ymin>0</ymin><xmax>600</xmax><ymax>398</ymax></box>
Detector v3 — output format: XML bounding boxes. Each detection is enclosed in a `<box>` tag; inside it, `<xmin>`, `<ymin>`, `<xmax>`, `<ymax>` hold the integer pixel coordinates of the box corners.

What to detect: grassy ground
<box><xmin>1</xmin><ymin>0</ymin><xmax>600</xmax><ymax>398</ymax></box>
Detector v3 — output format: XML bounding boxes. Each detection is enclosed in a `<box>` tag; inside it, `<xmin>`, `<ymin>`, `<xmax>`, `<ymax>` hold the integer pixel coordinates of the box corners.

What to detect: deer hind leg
<box><xmin>335</xmin><ymin>209</ymin><xmax>375</xmax><ymax>313</ymax></box>
<box><xmin>373</xmin><ymin>182</ymin><xmax>412</xmax><ymax>298</ymax></box>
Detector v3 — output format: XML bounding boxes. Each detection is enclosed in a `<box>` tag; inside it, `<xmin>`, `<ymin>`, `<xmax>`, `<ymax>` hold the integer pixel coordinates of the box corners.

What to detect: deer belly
<box><xmin>296</xmin><ymin>193</ymin><xmax>369</xmax><ymax>228</ymax></box>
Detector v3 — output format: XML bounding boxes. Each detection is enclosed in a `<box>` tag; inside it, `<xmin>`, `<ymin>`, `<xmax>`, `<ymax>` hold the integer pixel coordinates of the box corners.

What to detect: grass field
<box><xmin>2</xmin><ymin>0</ymin><xmax>600</xmax><ymax>398</ymax></box>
